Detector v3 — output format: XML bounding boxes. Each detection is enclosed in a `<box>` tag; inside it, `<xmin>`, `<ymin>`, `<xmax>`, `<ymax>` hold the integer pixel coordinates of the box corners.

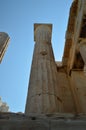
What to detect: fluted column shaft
<box><xmin>25</xmin><ymin>24</ymin><xmax>60</xmax><ymax>115</ymax></box>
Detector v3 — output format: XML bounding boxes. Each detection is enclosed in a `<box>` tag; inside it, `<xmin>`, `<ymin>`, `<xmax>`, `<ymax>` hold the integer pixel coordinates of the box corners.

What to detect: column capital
<box><xmin>34</xmin><ymin>23</ymin><xmax>52</xmax><ymax>42</ymax></box>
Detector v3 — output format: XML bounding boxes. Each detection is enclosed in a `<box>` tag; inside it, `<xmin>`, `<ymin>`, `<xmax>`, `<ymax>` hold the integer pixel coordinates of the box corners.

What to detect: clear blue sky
<box><xmin>0</xmin><ymin>0</ymin><xmax>72</xmax><ymax>113</ymax></box>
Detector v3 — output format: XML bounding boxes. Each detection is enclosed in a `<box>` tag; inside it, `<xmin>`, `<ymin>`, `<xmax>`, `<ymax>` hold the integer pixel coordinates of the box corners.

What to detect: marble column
<box><xmin>25</xmin><ymin>24</ymin><xmax>61</xmax><ymax>115</ymax></box>
<box><xmin>0</xmin><ymin>32</ymin><xmax>10</xmax><ymax>63</ymax></box>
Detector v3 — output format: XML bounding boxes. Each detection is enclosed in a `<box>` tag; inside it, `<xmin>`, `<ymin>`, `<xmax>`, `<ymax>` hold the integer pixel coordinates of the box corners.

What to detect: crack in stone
<box><xmin>29</xmin><ymin>92</ymin><xmax>62</xmax><ymax>103</ymax></box>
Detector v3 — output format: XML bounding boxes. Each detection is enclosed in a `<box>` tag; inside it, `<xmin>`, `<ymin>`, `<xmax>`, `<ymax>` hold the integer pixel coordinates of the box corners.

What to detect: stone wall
<box><xmin>56</xmin><ymin>71</ymin><xmax>76</xmax><ymax>113</ymax></box>
<box><xmin>0</xmin><ymin>112</ymin><xmax>86</xmax><ymax>130</ymax></box>
<box><xmin>70</xmin><ymin>71</ymin><xmax>86</xmax><ymax>113</ymax></box>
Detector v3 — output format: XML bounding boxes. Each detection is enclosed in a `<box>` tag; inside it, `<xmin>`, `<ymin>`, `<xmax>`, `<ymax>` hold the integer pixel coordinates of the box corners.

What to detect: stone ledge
<box><xmin>0</xmin><ymin>112</ymin><xmax>86</xmax><ymax>130</ymax></box>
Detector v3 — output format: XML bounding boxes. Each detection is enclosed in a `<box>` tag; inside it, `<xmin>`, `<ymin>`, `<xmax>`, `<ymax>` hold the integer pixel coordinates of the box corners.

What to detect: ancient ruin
<box><xmin>0</xmin><ymin>0</ymin><xmax>86</xmax><ymax>129</ymax></box>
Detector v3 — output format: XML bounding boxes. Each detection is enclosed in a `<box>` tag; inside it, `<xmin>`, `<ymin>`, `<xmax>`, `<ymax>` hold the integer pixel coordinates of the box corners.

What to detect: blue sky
<box><xmin>0</xmin><ymin>0</ymin><xmax>72</xmax><ymax>113</ymax></box>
